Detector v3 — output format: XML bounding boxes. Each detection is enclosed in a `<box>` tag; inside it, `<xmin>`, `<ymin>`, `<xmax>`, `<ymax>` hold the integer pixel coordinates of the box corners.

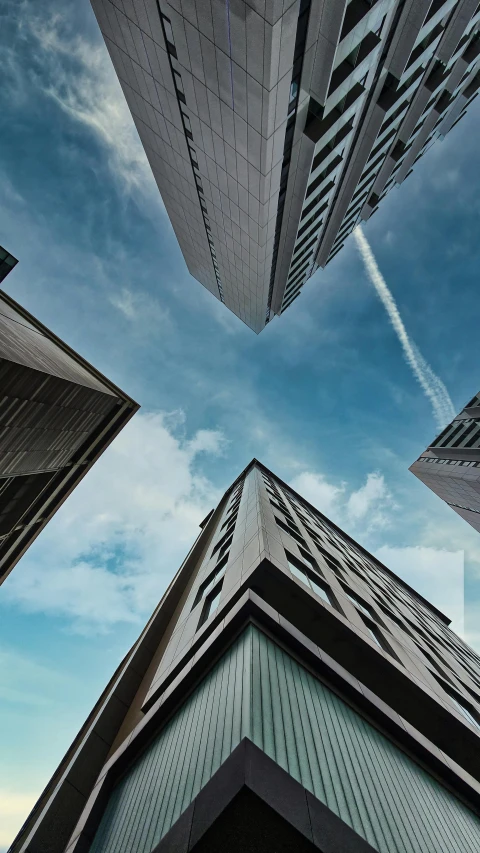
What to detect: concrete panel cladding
<box><xmin>89</xmin><ymin>1</ymin><xmax>480</xmax><ymax>329</ymax></box>
<box><xmin>9</xmin><ymin>461</ymin><xmax>480</xmax><ymax>853</ymax></box>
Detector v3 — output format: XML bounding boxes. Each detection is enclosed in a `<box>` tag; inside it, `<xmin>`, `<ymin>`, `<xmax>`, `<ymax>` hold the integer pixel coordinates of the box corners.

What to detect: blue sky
<box><xmin>1</xmin><ymin>0</ymin><xmax>480</xmax><ymax>846</ymax></box>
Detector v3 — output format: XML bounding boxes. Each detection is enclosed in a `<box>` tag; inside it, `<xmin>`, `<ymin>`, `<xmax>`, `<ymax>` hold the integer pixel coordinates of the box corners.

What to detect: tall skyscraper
<box><xmin>90</xmin><ymin>0</ymin><xmax>480</xmax><ymax>332</ymax></box>
<box><xmin>0</xmin><ymin>255</ymin><xmax>139</xmax><ymax>585</ymax></box>
<box><xmin>9</xmin><ymin>460</ymin><xmax>480</xmax><ymax>853</ymax></box>
<box><xmin>410</xmin><ymin>391</ymin><xmax>480</xmax><ymax>533</ymax></box>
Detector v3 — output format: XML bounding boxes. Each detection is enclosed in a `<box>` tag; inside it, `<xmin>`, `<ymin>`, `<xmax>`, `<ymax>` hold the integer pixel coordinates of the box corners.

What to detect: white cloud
<box><xmin>108</xmin><ymin>286</ymin><xmax>172</xmax><ymax>333</ymax></box>
<box><xmin>375</xmin><ymin>545</ymin><xmax>464</xmax><ymax>636</ymax></box>
<box><xmin>346</xmin><ymin>472</ymin><xmax>390</xmax><ymax>522</ymax></box>
<box><xmin>290</xmin><ymin>469</ymin><xmax>394</xmax><ymax>532</ymax></box>
<box><xmin>289</xmin><ymin>471</ymin><xmax>344</xmax><ymax>518</ymax></box>
<box><xmin>289</xmin><ymin>469</ymin><xmax>470</xmax><ymax>639</ymax></box>
<box><xmin>7</xmin><ymin>4</ymin><xmax>157</xmax><ymax>199</ymax></box>
<box><xmin>2</xmin><ymin>412</ymin><xmax>226</xmax><ymax>634</ymax></box>
<box><xmin>353</xmin><ymin>225</ymin><xmax>455</xmax><ymax>431</ymax></box>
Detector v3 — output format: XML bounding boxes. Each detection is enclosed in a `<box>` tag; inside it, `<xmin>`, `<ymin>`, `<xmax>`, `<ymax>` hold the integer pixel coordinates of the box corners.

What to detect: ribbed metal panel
<box><xmin>250</xmin><ymin>630</ymin><xmax>480</xmax><ymax>853</ymax></box>
<box><xmin>0</xmin><ymin>360</ymin><xmax>118</xmax><ymax>477</ymax></box>
<box><xmin>90</xmin><ymin>634</ymin><xmax>251</xmax><ymax>853</ymax></box>
<box><xmin>91</xmin><ymin>627</ymin><xmax>480</xmax><ymax>853</ymax></box>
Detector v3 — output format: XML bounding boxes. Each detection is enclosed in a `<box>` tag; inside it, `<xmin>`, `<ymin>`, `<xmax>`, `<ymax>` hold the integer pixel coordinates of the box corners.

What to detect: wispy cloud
<box><xmin>4</xmin><ymin>2</ymin><xmax>156</xmax><ymax>200</ymax></box>
<box><xmin>375</xmin><ymin>545</ymin><xmax>464</xmax><ymax>635</ymax></box>
<box><xmin>290</xmin><ymin>469</ymin><xmax>395</xmax><ymax>533</ymax></box>
<box><xmin>2</xmin><ymin>412</ymin><xmax>227</xmax><ymax>634</ymax></box>
<box><xmin>353</xmin><ymin>225</ymin><xmax>455</xmax><ymax>430</ymax></box>
<box><xmin>290</xmin><ymin>468</ymin><xmax>466</xmax><ymax>637</ymax></box>
<box><xmin>108</xmin><ymin>286</ymin><xmax>172</xmax><ymax>335</ymax></box>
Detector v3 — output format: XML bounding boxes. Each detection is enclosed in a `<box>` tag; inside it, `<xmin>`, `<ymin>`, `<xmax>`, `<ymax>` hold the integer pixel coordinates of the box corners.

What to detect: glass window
<box><xmin>161</xmin><ymin>15</ymin><xmax>175</xmax><ymax>47</ymax></box>
<box><xmin>287</xmin><ymin>557</ymin><xmax>333</xmax><ymax>605</ymax></box>
<box><xmin>366</xmin><ymin>623</ymin><xmax>384</xmax><ymax>648</ymax></box>
<box><xmin>199</xmin><ymin>581</ymin><xmax>223</xmax><ymax>627</ymax></box>
<box><xmin>287</xmin><ymin>558</ymin><xmax>307</xmax><ymax>582</ymax></box>
<box><xmin>344</xmin><ymin>589</ymin><xmax>373</xmax><ymax>618</ymax></box>
<box><xmin>309</xmin><ymin>577</ymin><xmax>331</xmax><ymax>604</ymax></box>
<box><xmin>193</xmin><ymin>559</ymin><xmax>227</xmax><ymax>608</ymax></box>
<box><xmin>207</xmin><ymin>585</ymin><xmax>222</xmax><ymax>614</ymax></box>
<box><xmin>451</xmin><ymin>695</ymin><xmax>480</xmax><ymax>730</ymax></box>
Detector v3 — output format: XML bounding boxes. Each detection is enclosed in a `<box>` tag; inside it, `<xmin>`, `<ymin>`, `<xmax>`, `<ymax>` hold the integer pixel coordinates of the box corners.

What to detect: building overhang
<box><xmin>151</xmin><ymin>739</ymin><xmax>377</xmax><ymax>853</ymax></box>
<box><xmin>63</xmin><ymin>585</ymin><xmax>480</xmax><ymax>853</ymax></box>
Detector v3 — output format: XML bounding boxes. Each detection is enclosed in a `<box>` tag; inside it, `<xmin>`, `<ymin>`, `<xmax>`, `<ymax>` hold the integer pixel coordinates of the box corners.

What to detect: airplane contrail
<box><xmin>353</xmin><ymin>225</ymin><xmax>455</xmax><ymax>430</ymax></box>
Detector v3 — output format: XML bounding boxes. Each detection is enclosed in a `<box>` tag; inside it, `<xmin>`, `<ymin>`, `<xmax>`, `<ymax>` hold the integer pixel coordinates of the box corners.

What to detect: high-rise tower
<box><xmin>0</xmin><ymin>251</ymin><xmax>139</xmax><ymax>585</ymax></box>
<box><xmin>9</xmin><ymin>460</ymin><xmax>480</xmax><ymax>853</ymax></box>
<box><xmin>90</xmin><ymin>0</ymin><xmax>480</xmax><ymax>331</ymax></box>
<box><xmin>410</xmin><ymin>391</ymin><xmax>480</xmax><ymax>533</ymax></box>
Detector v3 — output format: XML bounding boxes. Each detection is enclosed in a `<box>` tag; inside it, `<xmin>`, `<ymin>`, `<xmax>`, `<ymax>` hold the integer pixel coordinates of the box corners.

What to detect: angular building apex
<box><xmin>0</xmin><ymin>279</ymin><xmax>139</xmax><ymax>585</ymax></box>
<box><xmin>10</xmin><ymin>459</ymin><xmax>480</xmax><ymax>853</ymax></box>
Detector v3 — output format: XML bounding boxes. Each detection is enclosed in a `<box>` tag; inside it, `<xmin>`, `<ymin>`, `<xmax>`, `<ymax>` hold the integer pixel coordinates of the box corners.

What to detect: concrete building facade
<box><xmin>9</xmin><ymin>460</ymin><xmax>480</xmax><ymax>853</ymax></box>
<box><xmin>0</xmin><ymin>255</ymin><xmax>139</xmax><ymax>585</ymax></box>
<box><xmin>410</xmin><ymin>391</ymin><xmax>480</xmax><ymax>533</ymax></box>
<box><xmin>89</xmin><ymin>0</ymin><xmax>480</xmax><ymax>331</ymax></box>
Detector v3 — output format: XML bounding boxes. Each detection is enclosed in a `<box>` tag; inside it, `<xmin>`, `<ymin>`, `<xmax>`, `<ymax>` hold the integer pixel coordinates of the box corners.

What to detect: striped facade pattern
<box><xmin>91</xmin><ymin>626</ymin><xmax>480</xmax><ymax>853</ymax></box>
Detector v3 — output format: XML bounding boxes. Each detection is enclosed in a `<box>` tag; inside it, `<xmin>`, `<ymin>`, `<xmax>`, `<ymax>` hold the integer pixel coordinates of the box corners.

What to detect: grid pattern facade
<box><xmin>9</xmin><ymin>460</ymin><xmax>480</xmax><ymax>853</ymax></box>
<box><xmin>90</xmin><ymin>1</ymin><xmax>480</xmax><ymax>331</ymax></box>
<box><xmin>147</xmin><ymin>462</ymin><xmax>480</xmax><ymax>729</ymax></box>
<box><xmin>258</xmin><ymin>466</ymin><xmax>480</xmax><ymax>724</ymax></box>
<box><xmin>280</xmin><ymin>0</ymin><xmax>480</xmax><ymax>313</ymax></box>
<box><xmin>410</xmin><ymin>391</ymin><xmax>480</xmax><ymax>532</ymax></box>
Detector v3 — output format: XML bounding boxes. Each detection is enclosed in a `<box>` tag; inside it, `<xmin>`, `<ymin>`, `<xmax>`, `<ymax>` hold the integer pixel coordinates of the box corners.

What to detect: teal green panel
<box><xmin>90</xmin><ymin>629</ymin><xmax>253</xmax><ymax>853</ymax></box>
<box><xmin>91</xmin><ymin>627</ymin><xmax>480</xmax><ymax>853</ymax></box>
<box><xmin>249</xmin><ymin>629</ymin><xmax>480</xmax><ymax>853</ymax></box>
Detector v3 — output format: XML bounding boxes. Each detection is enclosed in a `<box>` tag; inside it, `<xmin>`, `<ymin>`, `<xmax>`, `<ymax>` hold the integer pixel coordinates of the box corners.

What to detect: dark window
<box><xmin>405</xmin><ymin>22</ymin><xmax>443</xmax><ymax>70</ymax></box>
<box><xmin>198</xmin><ymin>580</ymin><xmax>223</xmax><ymax>627</ymax></box>
<box><xmin>286</xmin><ymin>552</ymin><xmax>335</xmax><ymax>606</ymax></box>
<box><xmin>212</xmin><ymin>528</ymin><xmax>234</xmax><ymax>557</ymax></box>
<box><xmin>311</xmin><ymin>122</ymin><xmax>354</xmax><ymax>175</ymax></box>
<box><xmin>328</xmin><ymin>31</ymin><xmax>381</xmax><ymax>97</ymax></box>
<box><xmin>366</xmin><ymin>125</ymin><xmax>396</xmax><ymax>163</ymax></box>
<box><xmin>439</xmin><ymin>680</ymin><xmax>480</xmax><ymax>731</ymax></box>
<box><xmin>341</xmin><ymin>585</ymin><xmax>375</xmax><ymax>619</ymax></box>
<box><xmin>424</xmin><ymin>0</ymin><xmax>447</xmax><ymax>25</ymax></box>
<box><xmin>193</xmin><ymin>556</ymin><xmax>228</xmax><ymax>608</ymax></box>
<box><xmin>362</xmin><ymin>618</ymin><xmax>390</xmax><ymax>651</ymax></box>
<box><xmin>291</xmin><ymin>235</ymin><xmax>317</xmax><ymax>263</ymax></box>
<box><xmin>340</xmin><ymin>0</ymin><xmax>380</xmax><ymax>42</ymax></box>
<box><xmin>275</xmin><ymin>516</ymin><xmax>309</xmax><ymax>548</ymax></box>
<box><xmin>161</xmin><ymin>13</ymin><xmax>177</xmax><ymax>57</ymax></box>
<box><xmin>306</xmin><ymin>155</ymin><xmax>342</xmax><ymax>198</ymax></box>
<box><xmin>297</xmin><ymin>212</ymin><xmax>323</xmax><ymax>240</ymax></box>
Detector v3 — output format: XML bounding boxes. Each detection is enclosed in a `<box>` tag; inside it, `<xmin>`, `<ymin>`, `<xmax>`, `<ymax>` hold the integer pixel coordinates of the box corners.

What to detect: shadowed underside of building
<box><xmin>9</xmin><ymin>460</ymin><xmax>480</xmax><ymax>853</ymax></box>
<box><xmin>410</xmin><ymin>390</ymin><xmax>480</xmax><ymax>533</ymax></box>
